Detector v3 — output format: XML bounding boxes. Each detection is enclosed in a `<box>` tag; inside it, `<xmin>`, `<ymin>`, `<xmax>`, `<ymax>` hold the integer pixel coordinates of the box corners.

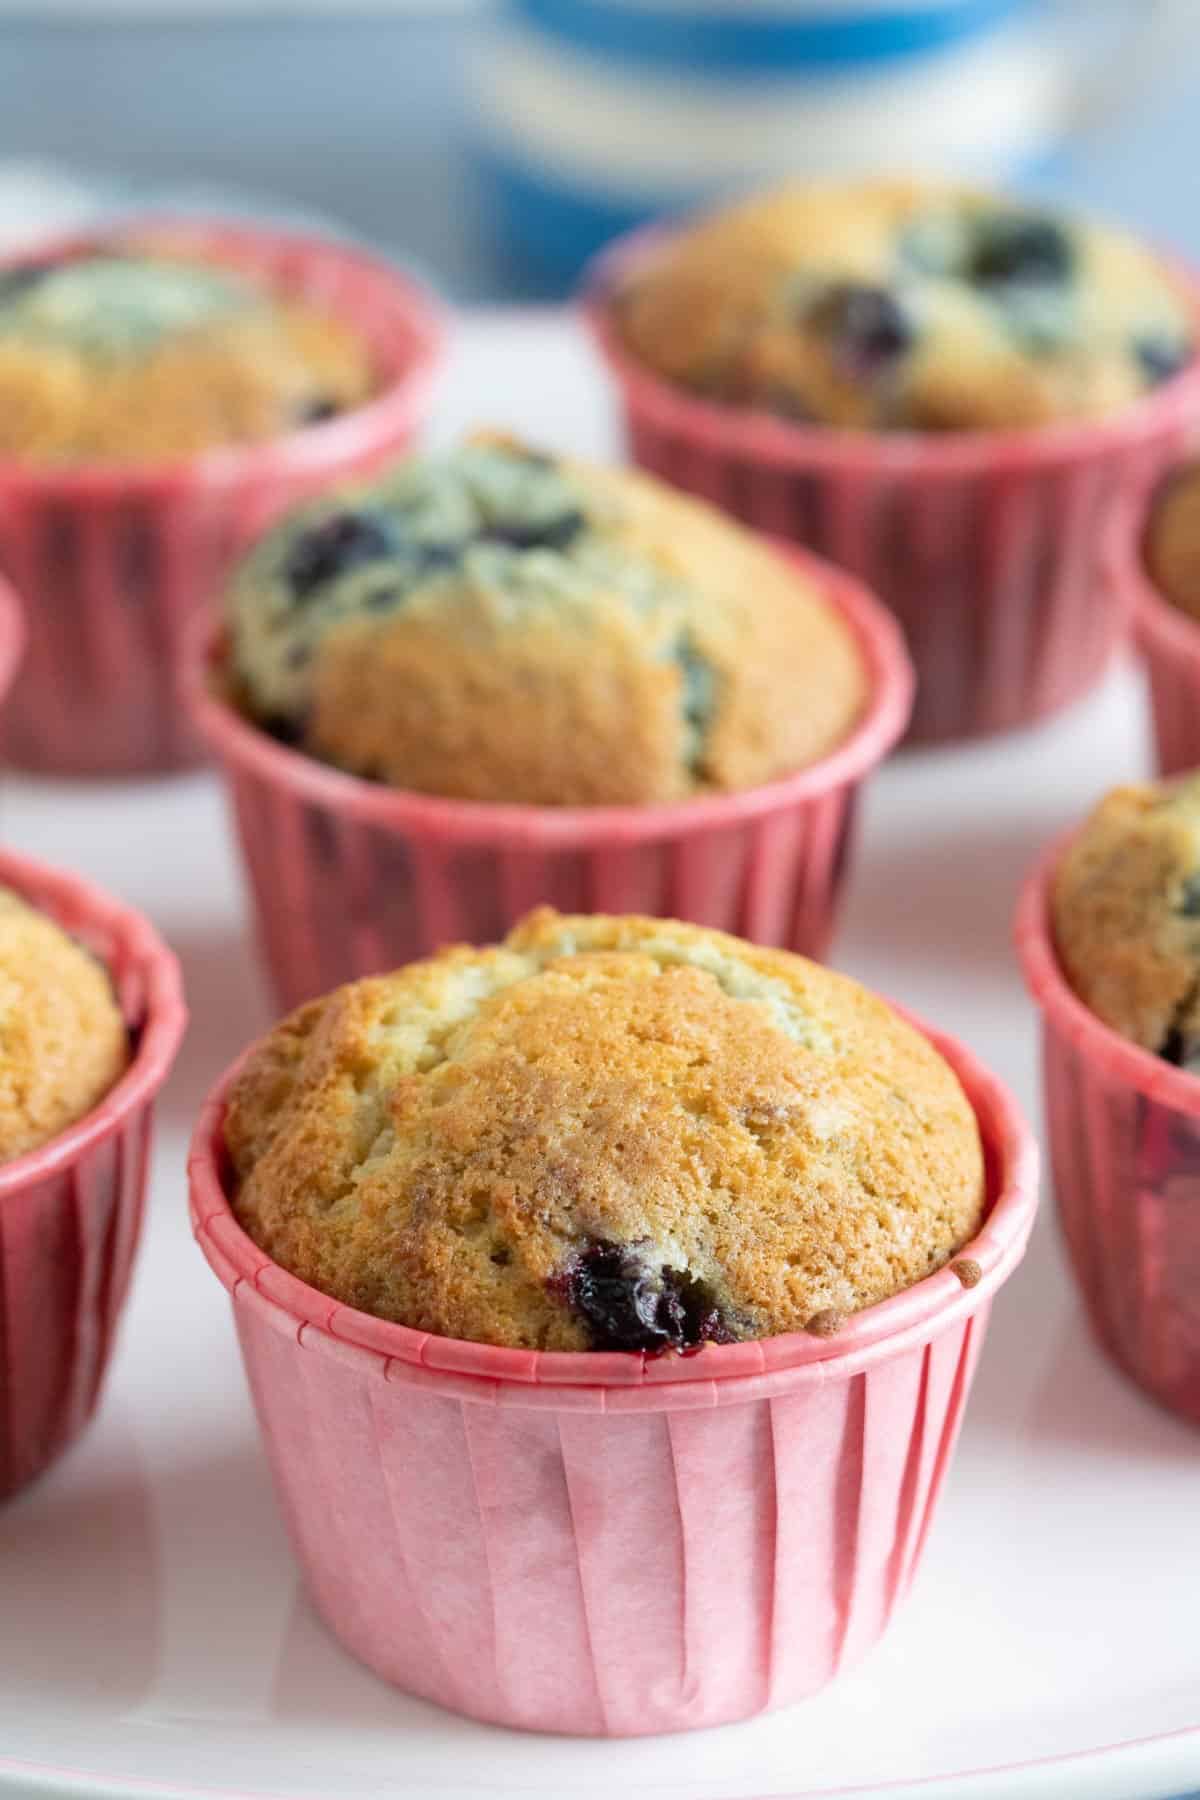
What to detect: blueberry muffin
<box><xmin>224</xmin><ymin>435</ymin><xmax>866</xmax><ymax>805</ymax></box>
<box><xmin>0</xmin><ymin>244</ymin><xmax>373</xmax><ymax>461</ymax></box>
<box><xmin>1053</xmin><ymin>774</ymin><xmax>1200</xmax><ymax>1072</ymax></box>
<box><xmin>0</xmin><ymin>888</ymin><xmax>129</xmax><ymax>1160</ymax></box>
<box><xmin>225</xmin><ymin>908</ymin><xmax>985</xmax><ymax>1351</ymax></box>
<box><xmin>1144</xmin><ymin>461</ymin><xmax>1200</xmax><ymax>625</ymax></box>
<box><xmin>614</xmin><ymin>179</ymin><xmax>1193</xmax><ymax>432</ymax></box>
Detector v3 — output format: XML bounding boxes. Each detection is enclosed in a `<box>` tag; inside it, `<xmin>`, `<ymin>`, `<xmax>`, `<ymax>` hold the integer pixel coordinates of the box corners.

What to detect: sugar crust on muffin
<box><xmin>1052</xmin><ymin>774</ymin><xmax>1200</xmax><ymax>1069</ymax></box>
<box><xmin>0</xmin><ymin>886</ymin><xmax>130</xmax><ymax>1161</ymax></box>
<box><xmin>225</xmin><ymin>908</ymin><xmax>986</xmax><ymax>1352</ymax></box>
<box><xmin>224</xmin><ymin>434</ymin><xmax>867</xmax><ymax>806</ymax></box>
<box><xmin>0</xmin><ymin>245</ymin><xmax>373</xmax><ymax>461</ymax></box>
<box><xmin>613</xmin><ymin>179</ymin><xmax>1193</xmax><ymax>432</ymax></box>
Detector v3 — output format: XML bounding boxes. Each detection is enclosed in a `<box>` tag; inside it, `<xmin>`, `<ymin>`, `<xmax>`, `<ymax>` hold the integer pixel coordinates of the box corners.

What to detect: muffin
<box><xmin>0</xmin><ymin>220</ymin><xmax>442</xmax><ymax>778</ymax></box>
<box><xmin>589</xmin><ymin>180</ymin><xmax>1200</xmax><ymax>745</ymax></box>
<box><xmin>0</xmin><ymin>244</ymin><xmax>374</xmax><ymax>462</ymax></box>
<box><xmin>1021</xmin><ymin>793</ymin><xmax>1200</xmax><ymax>1425</ymax></box>
<box><xmin>1052</xmin><ymin>774</ymin><xmax>1200</xmax><ymax>1073</ymax></box>
<box><xmin>614</xmin><ymin>178</ymin><xmax>1193</xmax><ymax>432</ymax></box>
<box><xmin>224</xmin><ymin>434</ymin><xmax>867</xmax><ymax>806</ymax></box>
<box><xmin>225</xmin><ymin>908</ymin><xmax>985</xmax><ymax>1352</ymax></box>
<box><xmin>0</xmin><ymin>885</ymin><xmax>129</xmax><ymax>1160</ymax></box>
<box><xmin>0</xmin><ymin>852</ymin><xmax>185</xmax><ymax>1502</ymax></box>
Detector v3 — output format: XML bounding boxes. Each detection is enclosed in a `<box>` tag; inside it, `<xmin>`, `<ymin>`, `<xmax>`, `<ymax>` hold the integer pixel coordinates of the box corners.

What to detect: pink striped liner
<box><xmin>581</xmin><ymin>227</ymin><xmax>1200</xmax><ymax>744</ymax></box>
<box><xmin>187</xmin><ymin>540</ymin><xmax>912</xmax><ymax>1011</ymax></box>
<box><xmin>0</xmin><ymin>853</ymin><xmax>185</xmax><ymax>1501</ymax></box>
<box><xmin>0</xmin><ymin>217</ymin><xmax>444</xmax><ymax>776</ymax></box>
<box><xmin>189</xmin><ymin>1010</ymin><xmax>1036</xmax><ymax>1736</ymax></box>
<box><xmin>0</xmin><ymin>569</ymin><xmax>24</xmax><ymax>716</ymax></box>
<box><xmin>1017</xmin><ymin>837</ymin><xmax>1200</xmax><ymax>1425</ymax></box>
<box><xmin>1111</xmin><ymin>481</ymin><xmax>1200</xmax><ymax>776</ymax></box>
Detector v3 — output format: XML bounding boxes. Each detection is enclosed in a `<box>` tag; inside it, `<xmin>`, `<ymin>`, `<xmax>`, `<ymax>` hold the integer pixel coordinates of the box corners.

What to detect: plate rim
<box><xmin>2</xmin><ymin>1719</ymin><xmax>1199</xmax><ymax>1800</ymax></box>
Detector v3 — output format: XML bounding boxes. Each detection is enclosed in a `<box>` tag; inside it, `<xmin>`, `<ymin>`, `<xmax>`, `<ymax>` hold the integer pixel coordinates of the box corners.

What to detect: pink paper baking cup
<box><xmin>1016</xmin><ymin>838</ymin><xmax>1200</xmax><ymax>1425</ymax></box>
<box><xmin>0</xmin><ymin>569</ymin><xmax>25</xmax><ymax>717</ymax></box>
<box><xmin>0</xmin><ymin>852</ymin><xmax>185</xmax><ymax>1500</ymax></box>
<box><xmin>1113</xmin><ymin>485</ymin><xmax>1200</xmax><ymax>776</ymax></box>
<box><xmin>187</xmin><ymin>540</ymin><xmax>912</xmax><ymax>1012</ymax></box>
<box><xmin>582</xmin><ymin>228</ymin><xmax>1200</xmax><ymax>744</ymax></box>
<box><xmin>0</xmin><ymin>217</ymin><xmax>444</xmax><ymax>776</ymax></box>
<box><xmin>189</xmin><ymin>1010</ymin><xmax>1036</xmax><ymax>1736</ymax></box>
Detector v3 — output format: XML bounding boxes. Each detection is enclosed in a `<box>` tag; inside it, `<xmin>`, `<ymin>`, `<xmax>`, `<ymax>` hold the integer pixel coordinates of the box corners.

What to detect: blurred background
<box><xmin>0</xmin><ymin>0</ymin><xmax>1197</xmax><ymax>300</ymax></box>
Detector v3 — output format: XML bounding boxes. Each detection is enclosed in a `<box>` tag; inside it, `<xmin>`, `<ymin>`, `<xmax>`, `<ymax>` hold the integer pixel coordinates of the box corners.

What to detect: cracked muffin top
<box><xmin>612</xmin><ymin>179</ymin><xmax>1193</xmax><ymax>432</ymax></box>
<box><xmin>1053</xmin><ymin>775</ymin><xmax>1200</xmax><ymax>1072</ymax></box>
<box><xmin>224</xmin><ymin>909</ymin><xmax>986</xmax><ymax>1352</ymax></box>
<box><xmin>223</xmin><ymin>435</ymin><xmax>866</xmax><ymax>806</ymax></box>
<box><xmin>1143</xmin><ymin>460</ymin><xmax>1200</xmax><ymax>626</ymax></box>
<box><xmin>0</xmin><ymin>243</ymin><xmax>373</xmax><ymax>461</ymax></box>
<box><xmin>0</xmin><ymin>887</ymin><xmax>129</xmax><ymax>1161</ymax></box>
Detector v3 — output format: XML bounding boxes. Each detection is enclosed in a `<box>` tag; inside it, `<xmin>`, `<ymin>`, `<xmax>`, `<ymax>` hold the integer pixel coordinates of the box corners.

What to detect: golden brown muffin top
<box><xmin>226</xmin><ymin>909</ymin><xmax>985</xmax><ymax>1351</ymax></box>
<box><xmin>1144</xmin><ymin>461</ymin><xmax>1200</xmax><ymax>625</ymax></box>
<box><xmin>613</xmin><ymin>178</ymin><xmax>1192</xmax><ymax>432</ymax></box>
<box><xmin>0</xmin><ymin>887</ymin><xmax>130</xmax><ymax>1161</ymax></box>
<box><xmin>1052</xmin><ymin>775</ymin><xmax>1200</xmax><ymax>1068</ymax></box>
<box><xmin>225</xmin><ymin>434</ymin><xmax>867</xmax><ymax>806</ymax></box>
<box><xmin>0</xmin><ymin>245</ymin><xmax>373</xmax><ymax>461</ymax></box>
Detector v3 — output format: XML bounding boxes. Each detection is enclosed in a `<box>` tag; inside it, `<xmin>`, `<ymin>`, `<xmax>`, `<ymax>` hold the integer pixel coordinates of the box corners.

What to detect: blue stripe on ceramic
<box><xmin>507</xmin><ymin>0</ymin><xmax>1028</xmax><ymax>76</ymax></box>
<box><xmin>473</xmin><ymin>137</ymin><xmax>1056</xmax><ymax>289</ymax></box>
<box><xmin>475</xmin><ymin>146</ymin><xmax>685</xmax><ymax>286</ymax></box>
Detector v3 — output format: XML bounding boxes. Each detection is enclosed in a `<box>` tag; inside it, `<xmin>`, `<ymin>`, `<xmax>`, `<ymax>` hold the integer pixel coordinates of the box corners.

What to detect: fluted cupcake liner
<box><xmin>0</xmin><ymin>570</ymin><xmax>24</xmax><ymax>729</ymax></box>
<box><xmin>1113</xmin><ymin>487</ymin><xmax>1200</xmax><ymax>776</ymax></box>
<box><xmin>189</xmin><ymin>1012</ymin><xmax>1036</xmax><ymax>1736</ymax></box>
<box><xmin>1017</xmin><ymin>840</ymin><xmax>1200</xmax><ymax>1424</ymax></box>
<box><xmin>0</xmin><ymin>853</ymin><xmax>185</xmax><ymax>1501</ymax></box>
<box><xmin>188</xmin><ymin>541</ymin><xmax>911</xmax><ymax>1011</ymax></box>
<box><xmin>0</xmin><ymin>218</ymin><xmax>444</xmax><ymax>776</ymax></box>
<box><xmin>582</xmin><ymin>229</ymin><xmax>1200</xmax><ymax>744</ymax></box>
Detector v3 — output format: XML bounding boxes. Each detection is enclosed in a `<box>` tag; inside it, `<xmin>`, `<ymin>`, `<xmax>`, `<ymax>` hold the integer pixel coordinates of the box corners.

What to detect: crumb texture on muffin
<box><xmin>614</xmin><ymin>179</ymin><xmax>1193</xmax><ymax>431</ymax></box>
<box><xmin>225</xmin><ymin>909</ymin><xmax>985</xmax><ymax>1351</ymax></box>
<box><xmin>0</xmin><ymin>245</ymin><xmax>373</xmax><ymax>460</ymax></box>
<box><xmin>1052</xmin><ymin>774</ymin><xmax>1200</xmax><ymax>1069</ymax></box>
<box><xmin>0</xmin><ymin>887</ymin><xmax>129</xmax><ymax>1160</ymax></box>
<box><xmin>1145</xmin><ymin>462</ymin><xmax>1200</xmax><ymax>624</ymax></box>
<box><xmin>224</xmin><ymin>433</ymin><xmax>866</xmax><ymax>805</ymax></box>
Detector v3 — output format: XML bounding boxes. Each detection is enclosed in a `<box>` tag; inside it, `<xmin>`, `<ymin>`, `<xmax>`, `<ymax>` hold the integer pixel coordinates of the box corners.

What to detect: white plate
<box><xmin>1</xmin><ymin>312</ymin><xmax>1198</xmax><ymax>1800</ymax></box>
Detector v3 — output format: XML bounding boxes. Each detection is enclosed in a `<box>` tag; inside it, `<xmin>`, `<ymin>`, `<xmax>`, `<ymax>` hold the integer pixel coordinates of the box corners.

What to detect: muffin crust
<box><xmin>614</xmin><ymin>179</ymin><xmax>1192</xmax><ymax>432</ymax></box>
<box><xmin>225</xmin><ymin>435</ymin><xmax>866</xmax><ymax>805</ymax></box>
<box><xmin>226</xmin><ymin>909</ymin><xmax>986</xmax><ymax>1351</ymax></box>
<box><xmin>0</xmin><ymin>245</ymin><xmax>373</xmax><ymax>461</ymax></box>
<box><xmin>1052</xmin><ymin>774</ymin><xmax>1200</xmax><ymax>1069</ymax></box>
<box><xmin>0</xmin><ymin>887</ymin><xmax>129</xmax><ymax>1160</ymax></box>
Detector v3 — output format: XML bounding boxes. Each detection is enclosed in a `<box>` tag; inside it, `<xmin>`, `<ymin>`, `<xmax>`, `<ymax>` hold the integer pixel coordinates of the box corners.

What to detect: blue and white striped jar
<box><xmin>470</xmin><ymin>0</ymin><xmax>1075</xmax><ymax>285</ymax></box>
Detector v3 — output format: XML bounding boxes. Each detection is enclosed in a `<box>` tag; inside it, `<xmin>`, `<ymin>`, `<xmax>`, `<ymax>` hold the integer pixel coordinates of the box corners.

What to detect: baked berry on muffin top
<box><xmin>613</xmin><ymin>179</ymin><xmax>1193</xmax><ymax>431</ymax></box>
<box><xmin>223</xmin><ymin>434</ymin><xmax>866</xmax><ymax>806</ymax></box>
<box><xmin>0</xmin><ymin>246</ymin><xmax>373</xmax><ymax>460</ymax></box>
<box><xmin>224</xmin><ymin>909</ymin><xmax>986</xmax><ymax>1351</ymax></box>
<box><xmin>0</xmin><ymin>887</ymin><xmax>129</xmax><ymax>1160</ymax></box>
<box><xmin>1053</xmin><ymin>774</ymin><xmax>1200</xmax><ymax>1072</ymax></box>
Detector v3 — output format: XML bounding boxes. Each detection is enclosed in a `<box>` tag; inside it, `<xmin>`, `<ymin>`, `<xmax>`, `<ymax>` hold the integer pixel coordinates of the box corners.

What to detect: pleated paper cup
<box><xmin>188</xmin><ymin>541</ymin><xmax>912</xmax><ymax>1012</ymax></box>
<box><xmin>582</xmin><ymin>228</ymin><xmax>1200</xmax><ymax>744</ymax></box>
<box><xmin>1017</xmin><ymin>839</ymin><xmax>1200</xmax><ymax>1425</ymax></box>
<box><xmin>1115</xmin><ymin>483</ymin><xmax>1200</xmax><ymax>777</ymax></box>
<box><xmin>0</xmin><ymin>853</ymin><xmax>185</xmax><ymax>1501</ymax></box>
<box><xmin>0</xmin><ymin>217</ymin><xmax>444</xmax><ymax>776</ymax></box>
<box><xmin>0</xmin><ymin>569</ymin><xmax>25</xmax><ymax>719</ymax></box>
<box><xmin>189</xmin><ymin>1012</ymin><xmax>1036</xmax><ymax>1736</ymax></box>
